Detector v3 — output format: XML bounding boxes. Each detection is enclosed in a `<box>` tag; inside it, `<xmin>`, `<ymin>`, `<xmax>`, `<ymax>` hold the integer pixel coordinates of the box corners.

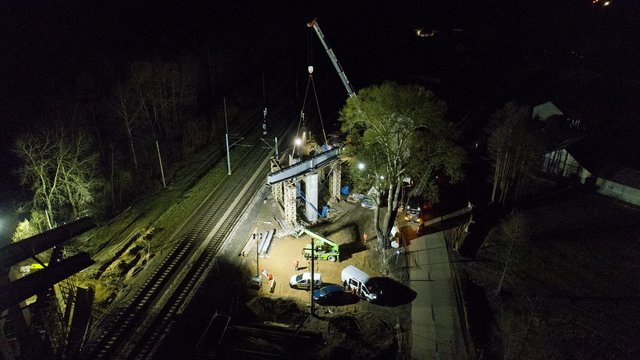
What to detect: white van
<box><xmin>341</xmin><ymin>265</ymin><xmax>381</xmax><ymax>302</ymax></box>
<box><xmin>289</xmin><ymin>272</ymin><xmax>322</xmax><ymax>290</ymax></box>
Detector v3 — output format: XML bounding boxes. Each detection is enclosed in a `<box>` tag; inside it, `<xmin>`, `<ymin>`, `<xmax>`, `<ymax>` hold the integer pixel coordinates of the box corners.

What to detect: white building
<box><xmin>535</xmin><ymin>101</ymin><xmax>640</xmax><ymax>206</ymax></box>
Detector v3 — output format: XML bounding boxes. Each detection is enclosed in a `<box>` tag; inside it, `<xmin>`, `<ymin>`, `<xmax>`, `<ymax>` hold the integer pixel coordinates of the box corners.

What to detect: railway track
<box><xmin>127</xmin><ymin>152</ymin><xmax>270</xmax><ymax>360</ymax></box>
<box><xmin>79</xmin><ymin>102</ymin><xmax>293</xmax><ymax>360</ymax></box>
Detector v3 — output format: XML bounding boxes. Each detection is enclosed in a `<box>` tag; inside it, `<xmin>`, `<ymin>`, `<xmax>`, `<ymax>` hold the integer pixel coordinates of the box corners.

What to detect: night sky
<box><xmin>1</xmin><ymin>0</ymin><xmax>639</xmax><ymax>239</ymax></box>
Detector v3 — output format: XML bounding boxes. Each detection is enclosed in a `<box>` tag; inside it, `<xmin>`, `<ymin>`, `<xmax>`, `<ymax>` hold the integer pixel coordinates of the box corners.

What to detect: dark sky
<box><xmin>0</xmin><ymin>0</ymin><xmax>638</xmax><ymax>239</ymax></box>
<box><xmin>1</xmin><ymin>0</ymin><xmax>638</xmax><ymax>122</ymax></box>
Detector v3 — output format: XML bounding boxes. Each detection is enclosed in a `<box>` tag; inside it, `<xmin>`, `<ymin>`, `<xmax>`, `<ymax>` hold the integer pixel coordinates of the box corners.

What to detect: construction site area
<box><xmin>153</xmin><ymin>188</ymin><xmax>422</xmax><ymax>359</ymax></box>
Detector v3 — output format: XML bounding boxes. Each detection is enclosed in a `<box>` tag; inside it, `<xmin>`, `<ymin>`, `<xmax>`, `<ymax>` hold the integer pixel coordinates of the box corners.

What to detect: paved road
<box><xmin>405</xmin><ymin>230</ymin><xmax>468</xmax><ymax>359</ymax></box>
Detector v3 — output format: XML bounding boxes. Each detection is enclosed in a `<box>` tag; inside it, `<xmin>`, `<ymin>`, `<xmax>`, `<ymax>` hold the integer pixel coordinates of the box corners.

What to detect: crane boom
<box><xmin>300</xmin><ymin>228</ymin><xmax>340</xmax><ymax>262</ymax></box>
<box><xmin>307</xmin><ymin>18</ymin><xmax>356</xmax><ymax>98</ymax></box>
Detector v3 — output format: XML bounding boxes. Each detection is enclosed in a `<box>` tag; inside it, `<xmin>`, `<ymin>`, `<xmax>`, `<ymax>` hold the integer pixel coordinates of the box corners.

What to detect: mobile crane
<box><xmin>300</xmin><ymin>228</ymin><xmax>340</xmax><ymax>262</ymax></box>
<box><xmin>307</xmin><ymin>18</ymin><xmax>356</xmax><ymax>98</ymax></box>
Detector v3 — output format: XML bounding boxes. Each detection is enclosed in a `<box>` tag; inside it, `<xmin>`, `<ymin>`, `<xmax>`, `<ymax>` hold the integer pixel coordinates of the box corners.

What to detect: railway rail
<box><xmin>78</xmin><ymin>102</ymin><xmax>293</xmax><ymax>360</ymax></box>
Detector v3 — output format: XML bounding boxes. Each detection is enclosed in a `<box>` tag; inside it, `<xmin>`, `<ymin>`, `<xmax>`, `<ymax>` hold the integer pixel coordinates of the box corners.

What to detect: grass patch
<box><xmin>460</xmin><ymin>193</ymin><xmax>640</xmax><ymax>359</ymax></box>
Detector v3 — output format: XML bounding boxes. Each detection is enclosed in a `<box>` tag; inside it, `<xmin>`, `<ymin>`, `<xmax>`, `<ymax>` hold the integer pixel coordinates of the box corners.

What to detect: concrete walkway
<box><xmin>405</xmin><ymin>231</ymin><xmax>467</xmax><ymax>359</ymax></box>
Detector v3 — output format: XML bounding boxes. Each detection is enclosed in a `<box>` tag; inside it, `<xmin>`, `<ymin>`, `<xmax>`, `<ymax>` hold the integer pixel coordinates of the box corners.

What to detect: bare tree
<box><xmin>131</xmin><ymin>60</ymin><xmax>179</xmax><ymax>165</ymax></box>
<box><xmin>15</xmin><ymin>129</ymin><xmax>65</xmax><ymax>226</ymax></box>
<box><xmin>58</xmin><ymin>130</ymin><xmax>101</xmax><ymax>218</ymax></box>
<box><xmin>111</xmin><ymin>85</ymin><xmax>142</xmax><ymax>170</ymax></box>
<box><xmin>15</xmin><ymin>127</ymin><xmax>101</xmax><ymax>226</ymax></box>
<box><xmin>486</xmin><ymin>102</ymin><xmax>545</xmax><ymax>204</ymax></box>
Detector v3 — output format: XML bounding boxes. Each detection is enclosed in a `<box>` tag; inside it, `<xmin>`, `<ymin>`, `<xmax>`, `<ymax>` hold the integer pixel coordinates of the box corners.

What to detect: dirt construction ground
<box><xmin>238</xmin><ymin>203</ymin><xmax>378</xmax><ymax>304</ymax></box>
<box><xmin>223</xmin><ymin>192</ymin><xmax>415</xmax><ymax>358</ymax></box>
<box><xmin>153</xmin><ymin>187</ymin><xmax>419</xmax><ymax>360</ymax></box>
<box><xmin>234</xmin><ymin>188</ymin><xmax>417</xmax><ymax>301</ymax></box>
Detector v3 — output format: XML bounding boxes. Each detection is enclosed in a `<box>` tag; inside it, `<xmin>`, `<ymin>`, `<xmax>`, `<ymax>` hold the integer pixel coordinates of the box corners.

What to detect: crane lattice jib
<box><xmin>307</xmin><ymin>19</ymin><xmax>356</xmax><ymax>98</ymax></box>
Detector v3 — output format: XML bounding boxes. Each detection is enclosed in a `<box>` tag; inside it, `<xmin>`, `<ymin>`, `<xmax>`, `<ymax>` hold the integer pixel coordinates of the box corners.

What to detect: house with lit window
<box><xmin>534</xmin><ymin>101</ymin><xmax>640</xmax><ymax>206</ymax></box>
<box><xmin>533</xmin><ymin>101</ymin><xmax>588</xmax><ymax>180</ymax></box>
<box><xmin>593</xmin><ymin>166</ymin><xmax>640</xmax><ymax>206</ymax></box>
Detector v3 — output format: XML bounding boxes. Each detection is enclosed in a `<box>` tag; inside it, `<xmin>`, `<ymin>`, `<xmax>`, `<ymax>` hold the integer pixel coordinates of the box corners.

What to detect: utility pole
<box><xmin>254</xmin><ymin>233</ymin><xmax>260</xmax><ymax>278</ymax></box>
<box><xmin>262</xmin><ymin>73</ymin><xmax>267</xmax><ymax>135</ymax></box>
<box><xmin>155</xmin><ymin>140</ymin><xmax>166</xmax><ymax>188</ymax></box>
<box><xmin>275</xmin><ymin>137</ymin><xmax>278</xmax><ymax>158</ymax></box>
<box><xmin>262</xmin><ymin>72</ymin><xmax>266</xmax><ymax>105</ymax></box>
<box><xmin>310</xmin><ymin>241</ymin><xmax>315</xmax><ymax>315</ymax></box>
<box><xmin>262</xmin><ymin>107</ymin><xmax>268</xmax><ymax>136</ymax></box>
<box><xmin>224</xmin><ymin>97</ymin><xmax>231</xmax><ymax>175</ymax></box>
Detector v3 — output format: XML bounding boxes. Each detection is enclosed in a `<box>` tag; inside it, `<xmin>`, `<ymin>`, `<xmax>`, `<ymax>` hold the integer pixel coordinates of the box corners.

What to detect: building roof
<box><xmin>532</xmin><ymin>101</ymin><xmax>564</xmax><ymax>121</ymax></box>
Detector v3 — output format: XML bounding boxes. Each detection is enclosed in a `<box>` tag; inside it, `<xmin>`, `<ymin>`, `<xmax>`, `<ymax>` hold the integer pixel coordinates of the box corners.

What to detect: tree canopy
<box><xmin>340</xmin><ymin>81</ymin><xmax>465</xmax><ymax>251</ymax></box>
<box><xmin>14</xmin><ymin>126</ymin><xmax>101</xmax><ymax>230</ymax></box>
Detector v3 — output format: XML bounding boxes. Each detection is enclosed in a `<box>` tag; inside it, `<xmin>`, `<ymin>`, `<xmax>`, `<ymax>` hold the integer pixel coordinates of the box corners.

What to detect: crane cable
<box><xmin>295</xmin><ymin>27</ymin><xmax>329</xmax><ymax>150</ymax></box>
<box><xmin>292</xmin><ymin>76</ymin><xmax>311</xmax><ymax>157</ymax></box>
<box><xmin>311</xmin><ymin>76</ymin><xmax>328</xmax><ymax>145</ymax></box>
<box><xmin>297</xmin><ymin>73</ymin><xmax>328</xmax><ymax>145</ymax></box>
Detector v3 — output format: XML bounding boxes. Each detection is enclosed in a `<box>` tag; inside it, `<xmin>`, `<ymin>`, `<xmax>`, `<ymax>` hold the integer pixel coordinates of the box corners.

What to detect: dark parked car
<box><xmin>312</xmin><ymin>285</ymin><xmax>357</xmax><ymax>305</ymax></box>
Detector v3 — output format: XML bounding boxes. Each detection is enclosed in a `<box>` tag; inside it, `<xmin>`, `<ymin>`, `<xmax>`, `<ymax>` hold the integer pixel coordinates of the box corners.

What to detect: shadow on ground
<box><xmin>370</xmin><ymin>277</ymin><xmax>417</xmax><ymax>307</ymax></box>
<box><xmin>340</xmin><ymin>241</ymin><xmax>368</xmax><ymax>261</ymax></box>
<box><xmin>315</xmin><ymin>290</ymin><xmax>360</xmax><ymax>306</ymax></box>
<box><xmin>312</xmin><ymin>222</ymin><xmax>368</xmax><ymax>261</ymax></box>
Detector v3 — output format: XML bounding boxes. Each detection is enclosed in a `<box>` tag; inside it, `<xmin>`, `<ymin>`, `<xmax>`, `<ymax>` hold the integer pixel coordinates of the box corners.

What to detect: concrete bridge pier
<box><xmin>330</xmin><ymin>162</ymin><xmax>342</xmax><ymax>202</ymax></box>
<box><xmin>284</xmin><ymin>181</ymin><xmax>297</xmax><ymax>227</ymax></box>
<box><xmin>305</xmin><ymin>173</ymin><xmax>318</xmax><ymax>223</ymax></box>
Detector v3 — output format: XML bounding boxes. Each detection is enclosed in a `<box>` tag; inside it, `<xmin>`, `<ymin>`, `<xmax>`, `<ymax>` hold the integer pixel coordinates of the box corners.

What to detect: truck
<box><xmin>404</xmin><ymin>196</ymin><xmax>429</xmax><ymax>223</ymax></box>
<box><xmin>404</xmin><ymin>196</ymin><xmax>422</xmax><ymax>223</ymax></box>
<box><xmin>341</xmin><ymin>265</ymin><xmax>381</xmax><ymax>302</ymax></box>
<box><xmin>300</xmin><ymin>228</ymin><xmax>340</xmax><ymax>262</ymax></box>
